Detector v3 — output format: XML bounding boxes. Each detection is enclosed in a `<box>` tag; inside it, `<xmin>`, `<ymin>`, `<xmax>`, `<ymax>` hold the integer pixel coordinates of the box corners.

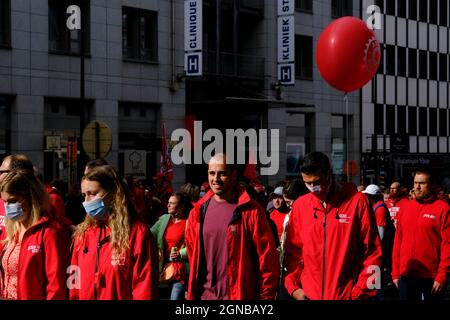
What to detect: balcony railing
<box><xmin>203</xmin><ymin>51</ymin><xmax>265</xmax><ymax>80</ymax></box>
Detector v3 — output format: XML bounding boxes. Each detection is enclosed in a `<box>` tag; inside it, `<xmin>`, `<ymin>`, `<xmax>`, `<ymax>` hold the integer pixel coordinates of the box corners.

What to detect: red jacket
<box><xmin>0</xmin><ymin>216</ymin><xmax>71</xmax><ymax>299</ymax></box>
<box><xmin>185</xmin><ymin>190</ymin><xmax>279</xmax><ymax>300</ymax></box>
<box><xmin>70</xmin><ymin>219</ymin><xmax>159</xmax><ymax>300</ymax></box>
<box><xmin>0</xmin><ymin>199</ymin><xmax>6</xmax><ymax>242</ymax></box>
<box><xmin>284</xmin><ymin>183</ymin><xmax>382</xmax><ymax>300</ymax></box>
<box><xmin>392</xmin><ymin>197</ymin><xmax>450</xmax><ymax>284</ymax></box>
<box><xmin>386</xmin><ymin>197</ymin><xmax>408</xmax><ymax>228</ymax></box>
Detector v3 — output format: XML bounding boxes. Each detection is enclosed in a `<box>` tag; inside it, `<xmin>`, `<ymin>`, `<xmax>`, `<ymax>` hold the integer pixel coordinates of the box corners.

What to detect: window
<box><xmin>419</xmin><ymin>107</ymin><xmax>427</xmax><ymax>135</ymax></box>
<box><xmin>408</xmin><ymin>48</ymin><xmax>417</xmax><ymax>78</ymax></box>
<box><xmin>397</xmin><ymin>0</ymin><xmax>407</xmax><ymax>18</ymax></box>
<box><xmin>295</xmin><ymin>0</ymin><xmax>313</xmax><ymax>13</ymax></box>
<box><xmin>418</xmin><ymin>50</ymin><xmax>427</xmax><ymax>79</ymax></box>
<box><xmin>429</xmin><ymin>108</ymin><xmax>437</xmax><ymax>136</ymax></box>
<box><xmin>408</xmin><ymin>107</ymin><xmax>417</xmax><ymax>135</ymax></box>
<box><xmin>397</xmin><ymin>105</ymin><xmax>407</xmax><ymax>134</ymax></box>
<box><xmin>122</xmin><ymin>7</ymin><xmax>158</xmax><ymax>62</ymax></box>
<box><xmin>375</xmin><ymin>0</ymin><xmax>384</xmax><ymax>12</ymax></box>
<box><xmin>397</xmin><ymin>47</ymin><xmax>406</xmax><ymax>77</ymax></box>
<box><xmin>386</xmin><ymin>45</ymin><xmax>396</xmax><ymax>76</ymax></box>
<box><xmin>331</xmin><ymin>0</ymin><xmax>352</xmax><ymax>18</ymax></box>
<box><xmin>439</xmin><ymin>53</ymin><xmax>448</xmax><ymax>81</ymax></box>
<box><xmin>295</xmin><ymin>35</ymin><xmax>313</xmax><ymax>80</ymax></box>
<box><xmin>429</xmin><ymin>52</ymin><xmax>437</xmax><ymax>81</ymax></box>
<box><xmin>0</xmin><ymin>0</ymin><xmax>10</xmax><ymax>46</ymax></box>
<box><xmin>386</xmin><ymin>0</ymin><xmax>395</xmax><ymax>15</ymax></box>
<box><xmin>386</xmin><ymin>105</ymin><xmax>395</xmax><ymax>135</ymax></box>
<box><xmin>440</xmin><ymin>109</ymin><xmax>448</xmax><ymax>136</ymax></box>
<box><xmin>49</xmin><ymin>0</ymin><xmax>90</xmax><ymax>54</ymax></box>
<box><xmin>439</xmin><ymin>0</ymin><xmax>448</xmax><ymax>26</ymax></box>
<box><xmin>377</xmin><ymin>46</ymin><xmax>384</xmax><ymax>74</ymax></box>
<box><xmin>374</xmin><ymin>104</ymin><xmax>384</xmax><ymax>135</ymax></box>
<box><xmin>429</xmin><ymin>0</ymin><xmax>437</xmax><ymax>24</ymax></box>
<box><xmin>418</xmin><ymin>0</ymin><xmax>427</xmax><ymax>22</ymax></box>
<box><xmin>0</xmin><ymin>96</ymin><xmax>11</xmax><ymax>155</ymax></box>
<box><xmin>408</xmin><ymin>0</ymin><xmax>417</xmax><ymax>20</ymax></box>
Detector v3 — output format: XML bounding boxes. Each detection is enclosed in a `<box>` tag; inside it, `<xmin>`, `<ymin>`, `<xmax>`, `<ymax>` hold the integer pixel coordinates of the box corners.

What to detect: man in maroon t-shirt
<box><xmin>185</xmin><ymin>153</ymin><xmax>279</xmax><ymax>300</ymax></box>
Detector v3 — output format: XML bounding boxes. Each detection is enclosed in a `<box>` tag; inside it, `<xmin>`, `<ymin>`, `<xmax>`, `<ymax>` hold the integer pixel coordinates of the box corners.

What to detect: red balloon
<box><xmin>316</xmin><ymin>17</ymin><xmax>381</xmax><ymax>93</ymax></box>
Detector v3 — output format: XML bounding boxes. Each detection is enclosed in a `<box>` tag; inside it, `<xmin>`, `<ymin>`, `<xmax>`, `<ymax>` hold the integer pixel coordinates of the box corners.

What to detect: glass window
<box><xmin>295</xmin><ymin>35</ymin><xmax>313</xmax><ymax>80</ymax></box>
<box><xmin>295</xmin><ymin>0</ymin><xmax>313</xmax><ymax>13</ymax></box>
<box><xmin>408</xmin><ymin>107</ymin><xmax>417</xmax><ymax>135</ymax></box>
<box><xmin>375</xmin><ymin>104</ymin><xmax>384</xmax><ymax>135</ymax></box>
<box><xmin>398</xmin><ymin>0</ymin><xmax>407</xmax><ymax>18</ymax></box>
<box><xmin>386</xmin><ymin>0</ymin><xmax>395</xmax><ymax>15</ymax></box>
<box><xmin>429</xmin><ymin>108</ymin><xmax>437</xmax><ymax>136</ymax></box>
<box><xmin>429</xmin><ymin>52</ymin><xmax>437</xmax><ymax>81</ymax></box>
<box><xmin>439</xmin><ymin>109</ymin><xmax>447</xmax><ymax>136</ymax></box>
<box><xmin>0</xmin><ymin>0</ymin><xmax>11</xmax><ymax>46</ymax></box>
<box><xmin>386</xmin><ymin>45</ymin><xmax>396</xmax><ymax>76</ymax></box>
<box><xmin>397</xmin><ymin>105</ymin><xmax>406</xmax><ymax>134</ymax></box>
<box><xmin>331</xmin><ymin>0</ymin><xmax>352</xmax><ymax>18</ymax></box>
<box><xmin>397</xmin><ymin>47</ymin><xmax>406</xmax><ymax>77</ymax></box>
<box><xmin>408</xmin><ymin>0</ymin><xmax>417</xmax><ymax>20</ymax></box>
<box><xmin>429</xmin><ymin>0</ymin><xmax>437</xmax><ymax>24</ymax></box>
<box><xmin>439</xmin><ymin>0</ymin><xmax>448</xmax><ymax>26</ymax></box>
<box><xmin>419</xmin><ymin>0</ymin><xmax>428</xmax><ymax>22</ymax></box>
<box><xmin>418</xmin><ymin>50</ymin><xmax>427</xmax><ymax>79</ymax></box>
<box><xmin>386</xmin><ymin>105</ymin><xmax>395</xmax><ymax>135</ymax></box>
<box><xmin>408</xmin><ymin>48</ymin><xmax>417</xmax><ymax>78</ymax></box>
<box><xmin>419</xmin><ymin>107</ymin><xmax>427</xmax><ymax>135</ymax></box>
<box><xmin>122</xmin><ymin>7</ymin><xmax>158</xmax><ymax>62</ymax></box>
<box><xmin>439</xmin><ymin>53</ymin><xmax>447</xmax><ymax>81</ymax></box>
<box><xmin>48</xmin><ymin>0</ymin><xmax>90</xmax><ymax>55</ymax></box>
<box><xmin>0</xmin><ymin>96</ymin><xmax>11</xmax><ymax>155</ymax></box>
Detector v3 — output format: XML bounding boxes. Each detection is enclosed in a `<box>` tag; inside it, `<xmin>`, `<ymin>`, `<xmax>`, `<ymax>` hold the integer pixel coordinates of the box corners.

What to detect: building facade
<box><xmin>0</xmin><ymin>0</ymin><xmax>363</xmax><ymax>188</ymax></box>
<box><xmin>361</xmin><ymin>0</ymin><xmax>450</xmax><ymax>190</ymax></box>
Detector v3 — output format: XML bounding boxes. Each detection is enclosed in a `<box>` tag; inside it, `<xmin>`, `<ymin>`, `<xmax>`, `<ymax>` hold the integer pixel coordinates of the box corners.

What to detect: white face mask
<box><xmin>306</xmin><ymin>184</ymin><xmax>322</xmax><ymax>194</ymax></box>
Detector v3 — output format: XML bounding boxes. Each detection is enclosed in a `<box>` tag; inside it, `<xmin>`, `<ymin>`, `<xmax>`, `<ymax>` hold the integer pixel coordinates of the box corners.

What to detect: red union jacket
<box><xmin>70</xmin><ymin>219</ymin><xmax>159</xmax><ymax>300</ymax></box>
<box><xmin>0</xmin><ymin>216</ymin><xmax>71</xmax><ymax>300</ymax></box>
<box><xmin>392</xmin><ymin>197</ymin><xmax>450</xmax><ymax>285</ymax></box>
<box><xmin>185</xmin><ymin>190</ymin><xmax>279</xmax><ymax>300</ymax></box>
<box><xmin>283</xmin><ymin>183</ymin><xmax>382</xmax><ymax>300</ymax></box>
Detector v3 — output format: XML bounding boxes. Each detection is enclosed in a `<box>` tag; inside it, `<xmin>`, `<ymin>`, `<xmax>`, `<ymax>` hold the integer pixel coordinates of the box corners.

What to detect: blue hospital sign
<box><xmin>185</xmin><ymin>53</ymin><xmax>202</xmax><ymax>76</ymax></box>
<box><xmin>278</xmin><ymin>64</ymin><xmax>295</xmax><ymax>85</ymax></box>
<box><xmin>184</xmin><ymin>0</ymin><xmax>203</xmax><ymax>76</ymax></box>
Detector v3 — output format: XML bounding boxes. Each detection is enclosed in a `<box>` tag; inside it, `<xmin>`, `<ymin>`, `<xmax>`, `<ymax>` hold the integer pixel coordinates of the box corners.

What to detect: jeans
<box><xmin>170</xmin><ymin>281</ymin><xmax>185</xmax><ymax>300</ymax></box>
<box><xmin>399</xmin><ymin>276</ymin><xmax>444</xmax><ymax>301</ymax></box>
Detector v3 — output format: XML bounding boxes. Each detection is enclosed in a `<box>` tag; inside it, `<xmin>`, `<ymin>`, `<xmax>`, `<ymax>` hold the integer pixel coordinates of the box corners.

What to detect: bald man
<box><xmin>386</xmin><ymin>181</ymin><xmax>408</xmax><ymax>228</ymax></box>
<box><xmin>185</xmin><ymin>154</ymin><xmax>279</xmax><ymax>300</ymax></box>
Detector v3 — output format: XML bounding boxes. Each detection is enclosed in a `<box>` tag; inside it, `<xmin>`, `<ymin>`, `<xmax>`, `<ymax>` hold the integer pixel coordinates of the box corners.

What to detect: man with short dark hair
<box><xmin>392</xmin><ymin>168</ymin><xmax>450</xmax><ymax>300</ymax></box>
<box><xmin>284</xmin><ymin>152</ymin><xmax>382</xmax><ymax>300</ymax></box>
<box><xmin>185</xmin><ymin>153</ymin><xmax>279</xmax><ymax>300</ymax></box>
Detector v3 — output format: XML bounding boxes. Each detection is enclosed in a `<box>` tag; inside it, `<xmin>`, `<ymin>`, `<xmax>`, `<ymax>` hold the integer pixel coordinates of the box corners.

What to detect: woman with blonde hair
<box><xmin>70</xmin><ymin>165</ymin><xmax>158</xmax><ymax>300</ymax></box>
<box><xmin>0</xmin><ymin>170</ymin><xmax>71</xmax><ymax>300</ymax></box>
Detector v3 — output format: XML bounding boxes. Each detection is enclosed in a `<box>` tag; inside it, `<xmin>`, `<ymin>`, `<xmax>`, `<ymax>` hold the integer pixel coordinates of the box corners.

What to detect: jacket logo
<box><xmin>111</xmin><ymin>253</ymin><xmax>126</xmax><ymax>266</ymax></box>
<box><xmin>27</xmin><ymin>245</ymin><xmax>41</xmax><ymax>254</ymax></box>
<box><xmin>337</xmin><ymin>213</ymin><xmax>350</xmax><ymax>224</ymax></box>
<box><xmin>229</xmin><ymin>225</ymin><xmax>238</xmax><ymax>236</ymax></box>
<box><xmin>0</xmin><ymin>216</ymin><xmax>5</xmax><ymax>227</ymax></box>
<box><xmin>423</xmin><ymin>214</ymin><xmax>436</xmax><ymax>220</ymax></box>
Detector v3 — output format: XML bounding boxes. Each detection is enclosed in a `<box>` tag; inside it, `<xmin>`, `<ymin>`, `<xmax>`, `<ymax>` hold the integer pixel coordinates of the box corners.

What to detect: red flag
<box><xmin>160</xmin><ymin>123</ymin><xmax>173</xmax><ymax>181</ymax></box>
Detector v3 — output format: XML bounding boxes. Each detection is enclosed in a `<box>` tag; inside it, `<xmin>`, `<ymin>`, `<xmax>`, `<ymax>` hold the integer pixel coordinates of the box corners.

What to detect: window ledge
<box><xmin>49</xmin><ymin>50</ymin><xmax>92</xmax><ymax>58</ymax></box>
<box><xmin>123</xmin><ymin>58</ymin><xmax>159</xmax><ymax>65</ymax></box>
<box><xmin>0</xmin><ymin>44</ymin><xmax>12</xmax><ymax>50</ymax></box>
<box><xmin>295</xmin><ymin>9</ymin><xmax>313</xmax><ymax>15</ymax></box>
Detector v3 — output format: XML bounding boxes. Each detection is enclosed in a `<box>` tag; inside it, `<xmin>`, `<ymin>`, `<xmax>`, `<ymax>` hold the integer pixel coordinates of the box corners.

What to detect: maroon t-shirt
<box><xmin>200</xmin><ymin>197</ymin><xmax>237</xmax><ymax>300</ymax></box>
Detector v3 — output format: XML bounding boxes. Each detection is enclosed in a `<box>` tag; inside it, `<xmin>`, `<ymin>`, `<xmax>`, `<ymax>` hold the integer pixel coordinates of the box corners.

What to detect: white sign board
<box><xmin>184</xmin><ymin>0</ymin><xmax>203</xmax><ymax>76</ymax></box>
<box><xmin>277</xmin><ymin>0</ymin><xmax>295</xmax><ymax>85</ymax></box>
<box><xmin>278</xmin><ymin>0</ymin><xmax>295</xmax><ymax>16</ymax></box>
<box><xmin>124</xmin><ymin>150</ymin><xmax>147</xmax><ymax>178</ymax></box>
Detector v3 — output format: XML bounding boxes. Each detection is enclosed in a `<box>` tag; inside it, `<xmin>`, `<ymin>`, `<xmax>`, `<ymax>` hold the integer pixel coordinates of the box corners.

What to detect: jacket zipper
<box><xmin>321</xmin><ymin>210</ymin><xmax>327</xmax><ymax>300</ymax></box>
<box><xmin>94</xmin><ymin>226</ymin><xmax>102</xmax><ymax>300</ymax></box>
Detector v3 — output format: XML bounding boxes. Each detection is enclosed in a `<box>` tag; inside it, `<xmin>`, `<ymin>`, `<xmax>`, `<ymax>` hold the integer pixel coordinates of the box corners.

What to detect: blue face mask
<box><xmin>4</xmin><ymin>202</ymin><xmax>26</xmax><ymax>222</ymax></box>
<box><xmin>83</xmin><ymin>197</ymin><xmax>107</xmax><ymax>220</ymax></box>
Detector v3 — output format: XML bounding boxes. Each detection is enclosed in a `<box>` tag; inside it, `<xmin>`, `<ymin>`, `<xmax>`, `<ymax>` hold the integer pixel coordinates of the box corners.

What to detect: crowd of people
<box><xmin>0</xmin><ymin>151</ymin><xmax>448</xmax><ymax>301</ymax></box>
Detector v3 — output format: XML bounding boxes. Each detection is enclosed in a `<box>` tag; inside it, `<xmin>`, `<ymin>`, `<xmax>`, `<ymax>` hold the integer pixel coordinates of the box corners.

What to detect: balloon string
<box><xmin>344</xmin><ymin>93</ymin><xmax>350</xmax><ymax>183</ymax></box>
